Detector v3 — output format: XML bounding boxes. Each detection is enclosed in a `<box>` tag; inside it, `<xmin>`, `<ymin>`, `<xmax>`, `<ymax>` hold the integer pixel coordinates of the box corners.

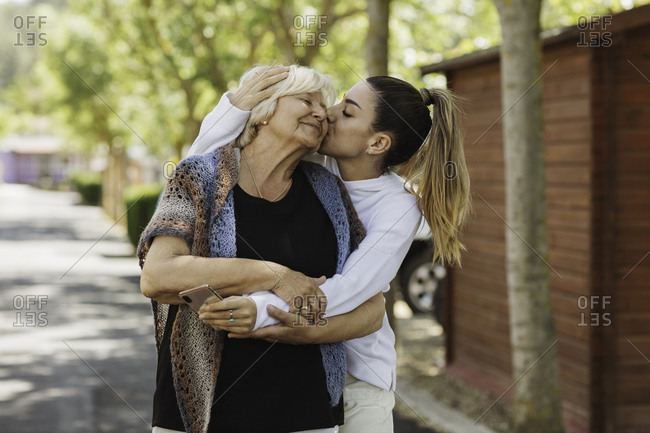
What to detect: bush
<box><xmin>124</xmin><ymin>184</ymin><xmax>164</xmax><ymax>248</ymax></box>
<box><xmin>70</xmin><ymin>172</ymin><xmax>102</xmax><ymax>205</ymax></box>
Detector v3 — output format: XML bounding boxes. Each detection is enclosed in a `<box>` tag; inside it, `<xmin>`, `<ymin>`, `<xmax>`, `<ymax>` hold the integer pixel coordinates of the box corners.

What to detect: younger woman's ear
<box><xmin>367</xmin><ymin>134</ymin><xmax>392</xmax><ymax>155</ymax></box>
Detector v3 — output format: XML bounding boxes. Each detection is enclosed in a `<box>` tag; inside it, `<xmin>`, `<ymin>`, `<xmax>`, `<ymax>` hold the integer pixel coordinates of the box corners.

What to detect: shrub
<box><xmin>70</xmin><ymin>172</ymin><xmax>102</xmax><ymax>205</ymax></box>
<box><xmin>124</xmin><ymin>184</ymin><xmax>164</xmax><ymax>248</ymax></box>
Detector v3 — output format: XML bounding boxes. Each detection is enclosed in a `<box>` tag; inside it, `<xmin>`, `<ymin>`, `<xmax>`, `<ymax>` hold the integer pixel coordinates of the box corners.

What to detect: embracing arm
<box><xmin>320</xmin><ymin>194</ymin><xmax>422</xmax><ymax>317</ymax></box>
<box><xmin>230</xmin><ymin>292</ymin><xmax>386</xmax><ymax>344</ymax></box>
<box><xmin>138</xmin><ymin>173</ymin><xmax>325</xmax><ymax>310</ymax></box>
<box><xmin>141</xmin><ymin>234</ymin><xmax>323</xmax><ymax>306</ymax></box>
<box><xmin>140</xmin><ymin>235</ymin><xmax>291</xmax><ymax>304</ymax></box>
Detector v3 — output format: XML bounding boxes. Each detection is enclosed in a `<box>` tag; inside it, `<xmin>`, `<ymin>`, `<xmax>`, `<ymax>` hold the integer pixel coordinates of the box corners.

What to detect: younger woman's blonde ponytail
<box><xmin>366</xmin><ymin>77</ymin><xmax>471</xmax><ymax>267</ymax></box>
<box><xmin>405</xmin><ymin>88</ymin><xmax>471</xmax><ymax>266</ymax></box>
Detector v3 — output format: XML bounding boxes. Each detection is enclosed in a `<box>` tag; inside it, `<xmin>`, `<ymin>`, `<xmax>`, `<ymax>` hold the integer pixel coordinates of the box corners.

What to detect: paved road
<box><xmin>0</xmin><ymin>184</ymin><xmax>154</xmax><ymax>433</ymax></box>
<box><xmin>0</xmin><ymin>184</ymin><xmax>438</xmax><ymax>433</ymax></box>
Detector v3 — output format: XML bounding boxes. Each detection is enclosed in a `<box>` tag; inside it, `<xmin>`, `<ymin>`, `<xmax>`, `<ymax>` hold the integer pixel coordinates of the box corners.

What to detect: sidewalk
<box><xmin>0</xmin><ymin>184</ymin><xmax>495</xmax><ymax>433</ymax></box>
<box><xmin>393</xmin><ymin>307</ymin><xmax>499</xmax><ymax>433</ymax></box>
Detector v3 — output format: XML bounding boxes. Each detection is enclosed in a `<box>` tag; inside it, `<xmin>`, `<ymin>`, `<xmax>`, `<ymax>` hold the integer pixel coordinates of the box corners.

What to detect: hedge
<box><xmin>124</xmin><ymin>184</ymin><xmax>164</xmax><ymax>248</ymax></box>
<box><xmin>70</xmin><ymin>172</ymin><xmax>102</xmax><ymax>205</ymax></box>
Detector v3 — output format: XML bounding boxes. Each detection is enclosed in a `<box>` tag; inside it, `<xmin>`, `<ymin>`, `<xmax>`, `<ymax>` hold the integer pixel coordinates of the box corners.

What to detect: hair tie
<box><xmin>419</xmin><ymin>88</ymin><xmax>434</xmax><ymax>106</ymax></box>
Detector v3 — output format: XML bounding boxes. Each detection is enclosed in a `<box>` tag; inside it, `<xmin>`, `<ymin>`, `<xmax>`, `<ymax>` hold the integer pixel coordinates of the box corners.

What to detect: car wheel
<box><xmin>400</xmin><ymin>249</ymin><xmax>446</xmax><ymax>322</ymax></box>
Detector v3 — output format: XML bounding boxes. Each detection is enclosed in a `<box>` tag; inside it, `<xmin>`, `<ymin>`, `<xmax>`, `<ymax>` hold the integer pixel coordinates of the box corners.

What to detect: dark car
<box><xmin>399</xmin><ymin>219</ymin><xmax>447</xmax><ymax>325</ymax></box>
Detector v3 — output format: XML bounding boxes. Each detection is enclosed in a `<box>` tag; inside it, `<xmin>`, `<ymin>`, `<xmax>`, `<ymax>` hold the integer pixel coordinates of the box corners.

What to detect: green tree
<box><xmin>4</xmin><ymin>0</ymin><xmax>648</xmax><ymax>172</ymax></box>
<box><xmin>58</xmin><ymin>0</ymin><xmax>368</xmax><ymax>160</ymax></box>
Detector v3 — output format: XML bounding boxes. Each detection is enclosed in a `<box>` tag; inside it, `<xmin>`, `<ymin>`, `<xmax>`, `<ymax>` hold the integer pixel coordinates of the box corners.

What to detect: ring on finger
<box><xmin>229</xmin><ymin>309</ymin><xmax>234</xmax><ymax>322</ymax></box>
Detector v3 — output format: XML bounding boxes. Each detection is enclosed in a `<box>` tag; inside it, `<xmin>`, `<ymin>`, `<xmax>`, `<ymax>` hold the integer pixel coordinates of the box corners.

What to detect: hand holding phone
<box><xmin>179</xmin><ymin>284</ymin><xmax>223</xmax><ymax>313</ymax></box>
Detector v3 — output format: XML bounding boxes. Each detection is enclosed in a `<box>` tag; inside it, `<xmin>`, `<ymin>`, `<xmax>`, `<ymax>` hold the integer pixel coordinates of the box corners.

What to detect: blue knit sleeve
<box><xmin>137</xmin><ymin>154</ymin><xmax>217</xmax><ymax>267</ymax></box>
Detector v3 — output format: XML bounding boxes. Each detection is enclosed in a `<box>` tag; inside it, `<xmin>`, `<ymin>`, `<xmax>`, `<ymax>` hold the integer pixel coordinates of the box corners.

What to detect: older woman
<box><xmin>137</xmin><ymin>65</ymin><xmax>384</xmax><ymax>433</ymax></box>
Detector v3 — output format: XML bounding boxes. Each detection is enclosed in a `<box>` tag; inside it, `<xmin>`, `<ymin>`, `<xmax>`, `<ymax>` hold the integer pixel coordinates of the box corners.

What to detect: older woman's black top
<box><xmin>152</xmin><ymin>168</ymin><xmax>342</xmax><ymax>432</ymax></box>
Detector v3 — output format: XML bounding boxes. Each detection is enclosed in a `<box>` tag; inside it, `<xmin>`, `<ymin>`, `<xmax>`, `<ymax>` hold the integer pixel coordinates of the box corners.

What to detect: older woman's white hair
<box><xmin>234</xmin><ymin>65</ymin><xmax>336</xmax><ymax>148</ymax></box>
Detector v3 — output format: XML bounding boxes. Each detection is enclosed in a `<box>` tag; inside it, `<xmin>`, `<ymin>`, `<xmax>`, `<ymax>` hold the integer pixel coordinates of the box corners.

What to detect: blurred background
<box><xmin>1</xmin><ymin>1</ymin><xmax>649</xmax><ymax>432</ymax></box>
<box><xmin>0</xmin><ymin>0</ymin><xmax>638</xmax><ymax>217</ymax></box>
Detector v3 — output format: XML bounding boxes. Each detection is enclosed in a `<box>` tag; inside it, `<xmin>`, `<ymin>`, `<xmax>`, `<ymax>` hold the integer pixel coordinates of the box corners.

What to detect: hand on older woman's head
<box><xmin>230</xmin><ymin>66</ymin><xmax>289</xmax><ymax>111</ymax></box>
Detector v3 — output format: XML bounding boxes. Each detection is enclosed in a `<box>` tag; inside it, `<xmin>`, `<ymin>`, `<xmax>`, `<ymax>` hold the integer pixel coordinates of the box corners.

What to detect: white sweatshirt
<box><xmin>187</xmin><ymin>93</ymin><xmax>422</xmax><ymax>390</ymax></box>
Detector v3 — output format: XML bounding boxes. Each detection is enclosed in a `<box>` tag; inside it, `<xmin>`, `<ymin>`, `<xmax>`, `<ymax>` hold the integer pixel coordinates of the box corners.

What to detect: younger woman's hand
<box><xmin>271</xmin><ymin>266</ymin><xmax>327</xmax><ymax>317</ymax></box>
<box><xmin>199</xmin><ymin>296</ymin><xmax>257</xmax><ymax>333</ymax></box>
<box><xmin>229</xmin><ymin>305</ymin><xmax>321</xmax><ymax>344</ymax></box>
<box><xmin>230</xmin><ymin>66</ymin><xmax>289</xmax><ymax>111</ymax></box>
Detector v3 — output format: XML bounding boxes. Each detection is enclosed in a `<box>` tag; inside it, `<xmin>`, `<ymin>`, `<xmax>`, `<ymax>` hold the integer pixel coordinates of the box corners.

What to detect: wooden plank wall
<box><xmin>544</xmin><ymin>43</ymin><xmax>594</xmax><ymax>433</ymax></box>
<box><xmin>603</xmin><ymin>24</ymin><xmax>650</xmax><ymax>433</ymax></box>
<box><xmin>447</xmin><ymin>61</ymin><xmax>513</xmax><ymax>391</ymax></box>
<box><xmin>446</xmin><ymin>42</ymin><xmax>596</xmax><ymax>433</ymax></box>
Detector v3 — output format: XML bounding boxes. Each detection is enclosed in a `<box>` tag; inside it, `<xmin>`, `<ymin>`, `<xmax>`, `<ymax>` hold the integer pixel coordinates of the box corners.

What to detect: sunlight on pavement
<box><xmin>0</xmin><ymin>380</ymin><xmax>33</xmax><ymax>401</ymax></box>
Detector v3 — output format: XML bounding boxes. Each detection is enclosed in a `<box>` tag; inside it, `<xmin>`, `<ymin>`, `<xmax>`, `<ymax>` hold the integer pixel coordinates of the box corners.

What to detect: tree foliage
<box><xmin>1</xmin><ymin>0</ymin><xmax>648</xmax><ymax>158</ymax></box>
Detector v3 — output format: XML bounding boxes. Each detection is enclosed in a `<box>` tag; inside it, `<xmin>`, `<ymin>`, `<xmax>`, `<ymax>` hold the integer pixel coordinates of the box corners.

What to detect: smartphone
<box><xmin>179</xmin><ymin>284</ymin><xmax>223</xmax><ymax>313</ymax></box>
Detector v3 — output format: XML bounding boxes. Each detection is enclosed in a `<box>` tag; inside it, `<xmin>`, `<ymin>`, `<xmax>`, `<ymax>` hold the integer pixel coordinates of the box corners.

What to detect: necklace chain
<box><xmin>241</xmin><ymin>150</ymin><xmax>293</xmax><ymax>202</ymax></box>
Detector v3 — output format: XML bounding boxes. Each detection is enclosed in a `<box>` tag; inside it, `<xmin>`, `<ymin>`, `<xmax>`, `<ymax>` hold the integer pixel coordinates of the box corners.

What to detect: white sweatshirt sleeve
<box><xmin>243</xmin><ymin>291</ymin><xmax>290</xmax><ymax>330</ymax></box>
<box><xmin>186</xmin><ymin>92</ymin><xmax>251</xmax><ymax>157</ymax></box>
<box><xmin>320</xmin><ymin>193</ymin><xmax>422</xmax><ymax>317</ymax></box>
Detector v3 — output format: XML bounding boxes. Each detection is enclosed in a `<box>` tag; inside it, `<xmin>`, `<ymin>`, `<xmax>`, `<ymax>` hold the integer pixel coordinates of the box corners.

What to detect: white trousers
<box><xmin>153</xmin><ymin>426</ymin><xmax>339</xmax><ymax>433</ymax></box>
<box><xmin>339</xmin><ymin>374</ymin><xmax>395</xmax><ymax>433</ymax></box>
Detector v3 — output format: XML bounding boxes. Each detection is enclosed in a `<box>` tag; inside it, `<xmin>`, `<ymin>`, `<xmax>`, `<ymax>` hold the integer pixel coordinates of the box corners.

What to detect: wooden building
<box><xmin>420</xmin><ymin>5</ymin><xmax>650</xmax><ymax>433</ymax></box>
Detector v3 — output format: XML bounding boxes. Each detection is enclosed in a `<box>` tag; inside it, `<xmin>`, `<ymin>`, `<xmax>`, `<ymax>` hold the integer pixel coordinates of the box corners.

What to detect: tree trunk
<box><xmin>365</xmin><ymin>0</ymin><xmax>390</xmax><ymax>76</ymax></box>
<box><xmin>102</xmin><ymin>141</ymin><xmax>127</xmax><ymax>222</ymax></box>
<box><xmin>492</xmin><ymin>0</ymin><xmax>564</xmax><ymax>431</ymax></box>
<box><xmin>365</xmin><ymin>0</ymin><xmax>399</xmax><ymax>338</ymax></box>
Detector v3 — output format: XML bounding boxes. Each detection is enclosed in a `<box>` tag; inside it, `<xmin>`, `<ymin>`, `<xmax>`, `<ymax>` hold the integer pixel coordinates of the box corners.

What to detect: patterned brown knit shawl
<box><xmin>137</xmin><ymin>144</ymin><xmax>365</xmax><ymax>433</ymax></box>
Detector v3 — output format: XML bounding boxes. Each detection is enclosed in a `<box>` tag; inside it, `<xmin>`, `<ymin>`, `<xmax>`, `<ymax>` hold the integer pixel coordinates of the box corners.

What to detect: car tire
<box><xmin>400</xmin><ymin>249</ymin><xmax>445</xmax><ymax>323</ymax></box>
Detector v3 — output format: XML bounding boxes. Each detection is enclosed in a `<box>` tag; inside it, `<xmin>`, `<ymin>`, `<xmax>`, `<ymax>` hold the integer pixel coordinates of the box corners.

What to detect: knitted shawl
<box><xmin>137</xmin><ymin>144</ymin><xmax>365</xmax><ymax>433</ymax></box>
